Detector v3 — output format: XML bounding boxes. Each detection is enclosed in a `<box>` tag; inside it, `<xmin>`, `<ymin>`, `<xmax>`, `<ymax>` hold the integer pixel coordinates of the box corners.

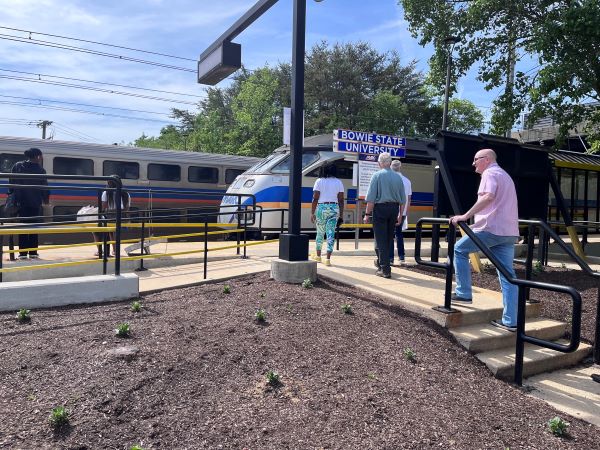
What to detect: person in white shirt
<box><xmin>390</xmin><ymin>159</ymin><xmax>412</xmax><ymax>266</ymax></box>
<box><xmin>310</xmin><ymin>164</ymin><xmax>344</xmax><ymax>266</ymax></box>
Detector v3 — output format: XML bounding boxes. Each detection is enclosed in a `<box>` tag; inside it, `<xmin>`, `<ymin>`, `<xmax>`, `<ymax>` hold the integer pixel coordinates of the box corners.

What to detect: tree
<box><xmin>399</xmin><ymin>0</ymin><xmax>600</xmax><ymax>149</ymax></box>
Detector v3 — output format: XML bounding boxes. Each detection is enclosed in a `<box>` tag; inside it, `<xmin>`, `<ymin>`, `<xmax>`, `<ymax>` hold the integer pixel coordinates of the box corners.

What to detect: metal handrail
<box><xmin>456</xmin><ymin>221</ymin><xmax>582</xmax><ymax>386</ymax></box>
<box><xmin>414</xmin><ymin>218</ymin><xmax>457</xmax><ymax>313</ymax></box>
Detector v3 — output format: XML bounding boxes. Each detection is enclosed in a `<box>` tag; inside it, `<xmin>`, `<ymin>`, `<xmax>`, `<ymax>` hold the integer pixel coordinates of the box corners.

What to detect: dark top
<box><xmin>9</xmin><ymin>160</ymin><xmax>49</xmax><ymax>208</ymax></box>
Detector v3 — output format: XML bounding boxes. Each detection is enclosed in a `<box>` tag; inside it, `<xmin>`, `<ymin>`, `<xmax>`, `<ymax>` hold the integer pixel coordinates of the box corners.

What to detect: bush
<box><xmin>341</xmin><ymin>304</ymin><xmax>353</xmax><ymax>314</ymax></box>
<box><xmin>266</xmin><ymin>370</ymin><xmax>280</xmax><ymax>386</ymax></box>
<box><xmin>115</xmin><ymin>322</ymin><xmax>131</xmax><ymax>337</ymax></box>
<box><xmin>255</xmin><ymin>308</ymin><xmax>267</xmax><ymax>322</ymax></box>
<box><xmin>223</xmin><ymin>284</ymin><xmax>231</xmax><ymax>294</ymax></box>
<box><xmin>403</xmin><ymin>347</ymin><xmax>417</xmax><ymax>363</ymax></box>
<box><xmin>49</xmin><ymin>406</ymin><xmax>69</xmax><ymax>427</ymax></box>
<box><xmin>16</xmin><ymin>308</ymin><xmax>31</xmax><ymax>323</ymax></box>
<box><xmin>547</xmin><ymin>416</ymin><xmax>569</xmax><ymax>436</ymax></box>
<box><xmin>131</xmin><ymin>301</ymin><xmax>142</xmax><ymax>313</ymax></box>
<box><xmin>302</xmin><ymin>278</ymin><xmax>313</xmax><ymax>289</ymax></box>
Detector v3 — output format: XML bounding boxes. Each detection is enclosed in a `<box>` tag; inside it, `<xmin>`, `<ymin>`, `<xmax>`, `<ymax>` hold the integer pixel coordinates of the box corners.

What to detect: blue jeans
<box><xmin>454</xmin><ymin>232</ymin><xmax>518</xmax><ymax>326</ymax></box>
<box><xmin>389</xmin><ymin>217</ymin><xmax>406</xmax><ymax>262</ymax></box>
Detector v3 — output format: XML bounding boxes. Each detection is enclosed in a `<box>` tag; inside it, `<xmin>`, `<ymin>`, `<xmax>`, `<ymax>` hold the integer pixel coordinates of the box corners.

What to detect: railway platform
<box><xmin>2</xmin><ymin>236</ymin><xmax>600</xmax><ymax>428</ymax></box>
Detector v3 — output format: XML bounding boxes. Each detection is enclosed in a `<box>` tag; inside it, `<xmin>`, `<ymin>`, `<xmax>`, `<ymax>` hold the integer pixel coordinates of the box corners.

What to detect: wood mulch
<box><xmin>1</xmin><ymin>272</ymin><xmax>599</xmax><ymax>449</ymax></box>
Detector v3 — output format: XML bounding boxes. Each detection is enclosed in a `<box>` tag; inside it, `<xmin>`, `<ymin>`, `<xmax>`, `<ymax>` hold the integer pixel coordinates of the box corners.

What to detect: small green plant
<box><xmin>260</xmin><ymin>292</ymin><xmax>265</xmax><ymax>298</ymax></box>
<box><xmin>255</xmin><ymin>308</ymin><xmax>267</xmax><ymax>322</ymax></box>
<box><xmin>341</xmin><ymin>303</ymin><xmax>353</xmax><ymax>314</ymax></box>
<box><xmin>49</xmin><ymin>406</ymin><xmax>69</xmax><ymax>427</ymax></box>
<box><xmin>115</xmin><ymin>322</ymin><xmax>131</xmax><ymax>337</ymax></box>
<box><xmin>223</xmin><ymin>284</ymin><xmax>231</xmax><ymax>294</ymax></box>
<box><xmin>130</xmin><ymin>300</ymin><xmax>142</xmax><ymax>313</ymax></box>
<box><xmin>533</xmin><ymin>260</ymin><xmax>545</xmax><ymax>275</ymax></box>
<box><xmin>15</xmin><ymin>308</ymin><xmax>31</xmax><ymax>322</ymax></box>
<box><xmin>130</xmin><ymin>445</ymin><xmax>145</xmax><ymax>450</ymax></box>
<box><xmin>403</xmin><ymin>347</ymin><xmax>417</xmax><ymax>363</ymax></box>
<box><xmin>547</xmin><ymin>416</ymin><xmax>569</xmax><ymax>436</ymax></box>
<box><xmin>482</xmin><ymin>261</ymin><xmax>493</xmax><ymax>270</ymax></box>
<box><xmin>302</xmin><ymin>278</ymin><xmax>313</xmax><ymax>289</ymax></box>
<box><xmin>367</xmin><ymin>372</ymin><xmax>377</xmax><ymax>380</ymax></box>
<box><xmin>266</xmin><ymin>370</ymin><xmax>280</xmax><ymax>386</ymax></box>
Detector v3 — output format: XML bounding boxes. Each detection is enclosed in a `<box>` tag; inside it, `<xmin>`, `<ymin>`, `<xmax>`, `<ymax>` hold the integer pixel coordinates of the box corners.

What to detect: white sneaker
<box><xmin>324</xmin><ymin>258</ymin><xmax>331</xmax><ymax>266</ymax></box>
<box><xmin>311</xmin><ymin>254</ymin><xmax>322</xmax><ymax>263</ymax></box>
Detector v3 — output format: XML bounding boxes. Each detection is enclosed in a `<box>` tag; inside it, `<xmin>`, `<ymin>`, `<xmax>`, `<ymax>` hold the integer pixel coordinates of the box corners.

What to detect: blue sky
<box><xmin>0</xmin><ymin>0</ymin><xmax>499</xmax><ymax>146</ymax></box>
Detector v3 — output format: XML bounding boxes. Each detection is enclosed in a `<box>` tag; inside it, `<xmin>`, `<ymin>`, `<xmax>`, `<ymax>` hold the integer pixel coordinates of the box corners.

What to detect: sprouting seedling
<box><xmin>266</xmin><ymin>370</ymin><xmax>280</xmax><ymax>386</ymax></box>
<box><xmin>341</xmin><ymin>304</ymin><xmax>353</xmax><ymax>314</ymax></box>
<box><xmin>131</xmin><ymin>300</ymin><xmax>142</xmax><ymax>313</ymax></box>
<box><xmin>533</xmin><ymin>260</ymin><xmax>545</xmax><ymax>275</ymax></box>
<box><xmin>130</xmin><ymin>445</ymin><xmax>146</xmax><ymax>450</ymax></box>
<box><xmin>403</xmin><ymin>347</ymin><xmax>417</xmax><ymax>363</ymax></box>
<box><xmin>302</xmin><ymin>278</ymin><xmax>313</xmax><ymax>289</ymax></box>
<box><xmin>260</xmin><ymin>292</ymin><xmax>265</xmax><ymax>298</ymax></box>
<box><xmin>255</xmin><ymin>308</ymin><xmax>267</xmax><ymax>322</ymax></box>
<box><xmin>223</xmin><ymin>284</ymin><xmax>231</xmax><ymax>294</ymax></box>
<box><xmin>49</xmin><ymin>406</ymin><xmax>69</xmax><ymax>428</ymax></box>
<box><xmin>115</xmin><ymin>322</ymin><xmax>131</xmax><ymax>337</ymax></box>
<box><xmin>547</xmin><ymin>416</ymin><xmax>569</xmax><ymax>436</ymax></box>
<box><xmin>16</xmin><ymin>308</ymin><xmax>31</xmax><ymax>322</ymax></box>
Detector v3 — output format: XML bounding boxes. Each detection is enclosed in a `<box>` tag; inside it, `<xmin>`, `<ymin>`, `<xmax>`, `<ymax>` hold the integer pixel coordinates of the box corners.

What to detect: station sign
<box><xmin>333</xmin><ymin>129</ymin><xmax>406</xmax><ymax>158</ymax></box>
<box><xmin>357</xmin><ymin>154</ymin><xmax>379</xmax><ymax>199</ymax></box>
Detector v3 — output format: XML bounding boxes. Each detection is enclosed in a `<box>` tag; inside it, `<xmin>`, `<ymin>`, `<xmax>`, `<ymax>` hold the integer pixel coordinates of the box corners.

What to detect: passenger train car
<box><xmin>0</xmin><ymin>136</ymin><xmax>261</xmax><ymax>222</ymax></box>
<box><xmin>219</xmin><ymin>134</ymin><xmax>437</xmax><ymax>233</ymax></box>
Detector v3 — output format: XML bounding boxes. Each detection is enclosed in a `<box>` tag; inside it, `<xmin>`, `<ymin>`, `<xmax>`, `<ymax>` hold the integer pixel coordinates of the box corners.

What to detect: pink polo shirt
<box><xmin>472</xmin><ymin>163</ymin><xmax>519</xmax><ymax>236</ymax></box>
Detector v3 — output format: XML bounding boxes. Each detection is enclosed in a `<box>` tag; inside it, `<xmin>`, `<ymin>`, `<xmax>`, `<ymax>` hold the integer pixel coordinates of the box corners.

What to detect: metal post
<box><xmin>114</xmin><ymin>179</ymin><xmax>122</xmax><ymax>276</ymax></box>
<box><xmin>203</xmin><ymin>219</ymin><xmax>208</xmax><ymax>279</ymax></box>
<box><xmin>525</xmin><ymin>224</ymin><xmax>535</xmax><ymax>301</ymax></box>
<box><xmin>443</xmin><ymin>224</ymin><xmax>456</xmax><ymax>310</ymax></box>
<box><xmin>236</xmin><ymin>198</ymin><xmax>241</xmax><ymax>256</ymax></box>
<box><xmin>242</xmin><ymin>208</ymin><xmax>247</xmax><ymax>259</ymax></box>
<box><xmin>442</xmin><ymin>50</ymin><xmax>453</xmax><ymax>131</ymax></box>
<box><xmin>8</xmin><ymin>235</ymin><xmax>14</xmax><ymax>262</ymax></box>
<box><xmin>514</xmin><ymin>284</ymin><xmax>527</xmax><ymax>386</ymax></box>
<box><xmin>594</xmin><ymin>287</ymin><xmax>600</xmax><ymax>364</ymax></box>
<box><xmin>136</xmin><ymin>220</ymin><xmax>147</xmax><ymax>272</ymax></box>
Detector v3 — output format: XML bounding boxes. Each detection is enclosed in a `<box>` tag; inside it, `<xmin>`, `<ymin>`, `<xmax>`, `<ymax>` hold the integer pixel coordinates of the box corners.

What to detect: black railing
<box><xmin>414</xmin><ymin>218</ymin><xmax>457</xmax><ymax>313</ymax></box>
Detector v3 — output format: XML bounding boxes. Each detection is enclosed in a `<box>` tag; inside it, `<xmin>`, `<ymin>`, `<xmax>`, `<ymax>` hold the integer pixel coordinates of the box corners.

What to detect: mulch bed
<box><xmin>1</xmin><ymin>272</ymin><xmax>598</xmax><ymax>449</ymax></box>
<box><xmin>408</xmin><ymin>263</ymin><xmax>599</xmax><ymax>344</ymax></box>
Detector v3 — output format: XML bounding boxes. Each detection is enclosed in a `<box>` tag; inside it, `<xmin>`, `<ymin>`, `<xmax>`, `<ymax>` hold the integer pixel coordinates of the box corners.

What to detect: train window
<box><xmin>271</xmin><ymin>152</ymin><xmax>319</xmax><ymax>173</ymax></box>
<box><xmin>54</xmin><ymin>157</ymin><xmax>94</xmax><ymax>175</ymax></box>
<box><xmin>188</xmin><ymin>166</ymin><xmax>218</xmax><ymax>184</ymax></box>
<box><xmin>52</xmin><ymin>206</ymin><xmax>80</xmax><ymax>223</ymax></box>
<box><xmin>306</xmin><ymin>160</ymin><xmax>354</xmax><ymax>179</ymax></box>
<box><xmin>225</xmin><ymin>169</ymin><xmax>245</xmax><ymax>184</ymax></box>
<box><xmin>0</xmin><ymin>153</ymin><xmax>23</xmax><ymax>172</ymax></box>
<box><xmin>148</xmin><ymin>163</ymin><xmax>181</xmax><ymax>182</ymax></box>
<box><xmin>103</xmin><ymin>160</ymin><xmax>140</xmax><ymax>180</ymax></box>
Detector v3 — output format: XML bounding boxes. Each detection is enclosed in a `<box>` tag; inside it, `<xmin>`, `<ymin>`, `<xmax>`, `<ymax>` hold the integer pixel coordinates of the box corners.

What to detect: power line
<box><xmin>0</xmin><ymin>68</ymin><xmax>206</xmax><ymax>99</ymax></box>
<box><xmin>0</xmin><ymin>32</ymin><xmax>196</xmax><ymax>73</ymax></box>
<box><xmin>0</xmin><ymin>74</ymin><xmax>199</xmax><ymax>106</ymax></box>
<box><xmin>0</xmin><ymin>94</ymin><xmax>174</xmax><ymax>117</ymax></box>
<box><xmin>0</xmin><ymin>100</ymin><xmax>178</xmax><ymax>124</ymax></box>
<box><xmin>52</xmin><ymin>122</ymin><xmax>100</xmax><ymax>142</ymax></box>
<box><xmin>0</xmin><ymin>26</ymin><xmax>196</xmax><ymax>62</ymax></box>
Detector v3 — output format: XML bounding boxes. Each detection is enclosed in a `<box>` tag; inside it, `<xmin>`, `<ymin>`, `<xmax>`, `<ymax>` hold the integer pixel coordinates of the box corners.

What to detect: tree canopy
<box><xmin>135</xmin><ymin>41</ymin><xmax>484</xmax><ymax>156</ymax></box>
<box><xmin>399</xmin><ymin>0</ymin><xmax>600</xmax><ymax>150</ymax></box>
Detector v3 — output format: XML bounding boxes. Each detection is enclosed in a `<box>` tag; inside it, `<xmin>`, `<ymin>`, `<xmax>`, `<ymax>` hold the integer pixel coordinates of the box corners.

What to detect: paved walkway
<box><xmin>2</xmin><ymin>236</ymin><xmax>600</xmax><ymax>427</ymax></box>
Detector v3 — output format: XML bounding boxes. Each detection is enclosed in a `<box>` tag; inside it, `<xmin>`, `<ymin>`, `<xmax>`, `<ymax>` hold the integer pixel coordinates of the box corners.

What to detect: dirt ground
<box><xmin>1</xmin><ymin>272</ymin><xmax>599</xmax><ymax>449</ymax></box>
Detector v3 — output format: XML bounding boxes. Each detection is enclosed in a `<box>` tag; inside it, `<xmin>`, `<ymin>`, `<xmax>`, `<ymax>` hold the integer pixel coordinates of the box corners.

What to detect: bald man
<box><xmin>449</xmin><ymin>148</ymin><xmax>519</xmax><ymax>332</ymax></box>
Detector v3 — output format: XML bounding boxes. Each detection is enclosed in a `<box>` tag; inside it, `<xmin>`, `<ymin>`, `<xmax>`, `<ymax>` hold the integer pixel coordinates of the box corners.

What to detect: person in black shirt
<box><xmin>10</xmin><ymin>147</ymin><xmax>49</xmax><ymax>259</ymax></box>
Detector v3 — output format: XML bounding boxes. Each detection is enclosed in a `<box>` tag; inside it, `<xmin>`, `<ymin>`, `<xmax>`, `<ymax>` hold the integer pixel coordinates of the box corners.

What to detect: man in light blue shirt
<box><xmin>363</xmin><ymin>152</ymin><xmax>405</xmax><ymax>278</ymax></box>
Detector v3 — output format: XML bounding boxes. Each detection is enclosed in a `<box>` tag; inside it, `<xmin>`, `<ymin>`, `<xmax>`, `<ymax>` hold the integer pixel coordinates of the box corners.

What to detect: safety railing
<box><xmin>414</xmin><ymin>218</ymin><xmax>457</xmax><ymax>313</ymax></box>
<box><xmin>414</xmin><ymin>217</ymin><xmax>583</xmax><ymax>386</ymax></box>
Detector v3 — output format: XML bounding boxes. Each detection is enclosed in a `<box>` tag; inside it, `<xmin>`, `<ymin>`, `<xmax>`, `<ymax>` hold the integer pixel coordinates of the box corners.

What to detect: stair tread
<box><xmin>451</xmin><ymin>318</ymin><xmax>565</xmax><ymax>340</ymax></box>
<box><xmin>477</xmin><ymin>340</ymin><xmax>592</xmax><ymax>370</ymax></box>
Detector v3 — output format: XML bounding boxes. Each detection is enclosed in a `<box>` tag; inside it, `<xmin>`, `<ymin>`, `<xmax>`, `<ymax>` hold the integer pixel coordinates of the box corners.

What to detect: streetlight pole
<box><xmin>442</xmin><ymin>36</ymin><xmax>459</xmax><ymax>131</ymax></box>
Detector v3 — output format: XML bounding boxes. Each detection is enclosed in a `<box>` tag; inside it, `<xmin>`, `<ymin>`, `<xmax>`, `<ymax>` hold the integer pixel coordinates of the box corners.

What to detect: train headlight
<box><xmin>243</xmin><ymin>179</ymin><xmax>255</xmax><ymax>188</ymax></box>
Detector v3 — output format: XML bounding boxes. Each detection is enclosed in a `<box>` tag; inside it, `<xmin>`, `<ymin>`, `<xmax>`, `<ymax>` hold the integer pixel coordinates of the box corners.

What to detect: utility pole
<box><xmin>36</xmin><ymin>120</ymin><xmax>53</xmax><ymax>139</ymax></box>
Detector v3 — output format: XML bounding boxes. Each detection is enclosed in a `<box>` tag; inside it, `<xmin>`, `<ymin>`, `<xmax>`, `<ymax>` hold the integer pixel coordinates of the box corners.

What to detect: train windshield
<box><xmin>246</xmin><ymin>153</ymin><xmax>284</xmax><ymax>174</ymax></box>
<box><xmin>270</xmin><ymin>151</ymin><xmax>320</xmax><ymax>174</ymax></box>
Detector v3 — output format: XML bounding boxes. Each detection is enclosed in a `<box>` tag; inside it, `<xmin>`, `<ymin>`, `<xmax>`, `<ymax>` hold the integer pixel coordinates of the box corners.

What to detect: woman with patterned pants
<box><xmin>310</xmin><ymin>164</ymin><xmax>344</xmax><ymax>266</ymax></box>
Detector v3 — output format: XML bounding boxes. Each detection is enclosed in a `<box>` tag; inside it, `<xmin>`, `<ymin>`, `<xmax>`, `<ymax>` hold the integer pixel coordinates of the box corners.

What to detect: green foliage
<box><xmin>254</xmin><ymin>308</ymin><xmax>267</xmax><ymax>323</ymax></box>
<box><xmin>400</xmin><ymin>0</ymin><xmax>600</xmax><ymax>140</ymax></box>
<box><xmin>265</xmin><ymin>370</ymin><xmax>280</xmax><ymax>386</ymax></box>
<box><xmin>223</xmin><ymin>284</ymin><xmax>231</xmax><ymax>294</ymax></box>
<box><xmin>547</xmin><ymin>416</ymin><xmax>569</xmax><ymax>436</ymax></box>
<box><xmin>115</xmin><ymin>322</ymin><xmax>131</xmax><ymax>337</ymax></box>
<box><xmin>341</xmin><ymin>304</ymin><xmax>353</xmax><ymax>314</ymax></box>
<box><xmin>533</xmin><ymin>260</ymin><xmax>545</xmax><ymax>275</ymax></box>
<box><xmin>49</xmin><ymin>406</ymin><xmax>69</xmax><ymax>427</ymax></box>
<box><xmin>15</xmin><ymin>308</ymin><xmax>31</xmax><ymax>322</ymax></box>
<box><xmin>131</xmin><ymin>300</ymin><xmax>142</xmax><ymax>313</ymax></box>
<box><xmin>302</xmin><ymin>278</ymin><xmax>313</xmax><ymax>289</ymax></box>
<box><xmin>367</xmin><ymin>372</ymin><xmax>377</xmax><ymax>380</ymax></box>
<box><xmin>403</xmin><ymin>347</ymin><xmax>417</xmax><ymax>363</ymax></box>
<box><xmin>130</xmin><ymin>445</ymin><xmax>145</xmax><ymax>450</ymax></box>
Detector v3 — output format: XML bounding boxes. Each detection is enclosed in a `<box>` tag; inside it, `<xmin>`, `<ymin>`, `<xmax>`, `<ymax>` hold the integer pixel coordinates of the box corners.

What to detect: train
<box><xmin>219</xmin><ymin>133</ymin><xmax>600</xmax><ymax>237</ymax></box>
<box><xmin>218</xmin><ymin>134</ymin><xmax>438</xmax><ymax>234</ymax></box>
<box><xmin>0</xmin><ymin>135</ymin><xmax>261</xmax><ymax>223</ymax></box>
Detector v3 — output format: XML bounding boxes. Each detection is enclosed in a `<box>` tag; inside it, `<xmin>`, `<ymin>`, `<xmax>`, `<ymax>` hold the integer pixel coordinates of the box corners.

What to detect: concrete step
<box><xmin>445</xmin><ymin>301</ymin><xmax>542</xmax><ymax>328</ymax></box>
<box><xmin>450</xmin><ymin>318</ymin><xmax>566</xmax><ymax>353</ymax></box>
<box><xmin>476</xmin><ymin>339</ymin><xmax>592</xmax><ymax>380</ymax></box>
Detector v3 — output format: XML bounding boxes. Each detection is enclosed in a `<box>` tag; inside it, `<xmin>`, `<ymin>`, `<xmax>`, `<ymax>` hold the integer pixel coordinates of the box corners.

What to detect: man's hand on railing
<box><xmin>449</xmin><ymin>214</ymin><xmax>469</xmax><ymax>226</ymax></box>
